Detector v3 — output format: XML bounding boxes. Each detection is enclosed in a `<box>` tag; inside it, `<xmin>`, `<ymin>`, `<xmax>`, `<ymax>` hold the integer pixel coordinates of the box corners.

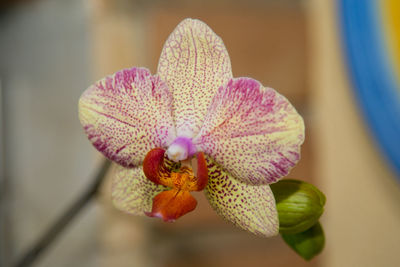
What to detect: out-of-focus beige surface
<box><xmin>0</xmin><ymin>0</ymin><xmax>99</xmax><ymax>266</ymax></box>
<box><xmin>308</xmin><ymin>1</ymin><xmax>400</xmax><ymax>267</ymax></box>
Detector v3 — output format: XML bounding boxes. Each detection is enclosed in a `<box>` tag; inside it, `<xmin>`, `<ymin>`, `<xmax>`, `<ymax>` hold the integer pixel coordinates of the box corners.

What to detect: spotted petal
<box><xmin>79</xmin><ymin>67</ymin><xmax>176</xmax><ymax>168</ymax></box>
<box><xmin>112</xmin><ymin>165</ymin><xmax>168</xmax><ymax>215</ymax></box>
<box><xmin>194</xmin><ymin>77</ymin><xmax>304</xmax><ymax>185</ymax></box>
<box><xmin>204</xmin><ymin>156</ymin><xmax>279</xmax><ymax>237</ymax></box>
<box><xmin>157</xmin><ymin>18</ymin><xmax>232</xmax><ymax>137</ymax></box>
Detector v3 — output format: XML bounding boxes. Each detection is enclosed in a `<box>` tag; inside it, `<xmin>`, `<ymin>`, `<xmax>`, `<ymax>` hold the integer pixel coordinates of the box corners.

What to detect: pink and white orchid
<box><xmin>79</xmin><ymin>18</ymin><xmax>304</xmax><ymax>237</ymax></box>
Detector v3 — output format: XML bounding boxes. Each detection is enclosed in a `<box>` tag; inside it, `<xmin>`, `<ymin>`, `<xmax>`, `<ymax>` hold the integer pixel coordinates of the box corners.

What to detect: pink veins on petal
<box><xmin>193</xmin><ymin>77</ymin><xmax>304</xmax><ymax>185</ymax></box>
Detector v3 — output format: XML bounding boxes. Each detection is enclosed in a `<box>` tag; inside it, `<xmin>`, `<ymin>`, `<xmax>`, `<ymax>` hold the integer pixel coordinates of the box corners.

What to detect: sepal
<box><xmin>281</xmin><ymin>222</ymin><xmax>325</xmax><ymax>260</ymax></box>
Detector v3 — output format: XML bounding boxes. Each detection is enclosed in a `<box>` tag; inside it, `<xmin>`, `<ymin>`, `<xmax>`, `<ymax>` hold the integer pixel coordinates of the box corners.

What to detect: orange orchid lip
<box><xmin>144</xmin><ymin>189</ymin><xmax>197</xmax><ymax>222</ymax></box>
<box><xmin>142</xmin><ymin>148</ymin><xmax>209</xmax><ymax>221</ymax></box>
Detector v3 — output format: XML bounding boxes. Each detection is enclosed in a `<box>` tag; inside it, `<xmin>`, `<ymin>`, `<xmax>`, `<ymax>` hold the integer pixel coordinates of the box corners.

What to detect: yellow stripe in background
<box><xmin>381</xmin><ymin>0</ymin><xmax>400</xmax><ymax>88</ymax></box>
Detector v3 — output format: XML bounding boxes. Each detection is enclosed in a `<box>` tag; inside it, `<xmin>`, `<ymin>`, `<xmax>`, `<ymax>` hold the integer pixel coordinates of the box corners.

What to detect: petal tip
<box><xmin>145</xmin><ymin>211</ymin><xmax>176</xmax><ymax>223</ymax></box>
<box><xmin>178</xmin><ymin>18</ymin><xmax>209</xmax><ymax>27</ymax></box>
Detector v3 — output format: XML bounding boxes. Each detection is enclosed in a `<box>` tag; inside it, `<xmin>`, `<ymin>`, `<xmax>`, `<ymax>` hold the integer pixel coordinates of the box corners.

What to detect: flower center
<box><xmin>171</xmin><ymin>166</ymin><xmax>198</xmax><ymax>190</ymax></box>
<box><xmin>166</xmin><ymin>137</ymin><xmax>197</xmax><ymax>162</ymax></box>
<box><xmin>142</xmin><ymin>148</ymin><xmax>208</xmax><ymax>222</ymax></box>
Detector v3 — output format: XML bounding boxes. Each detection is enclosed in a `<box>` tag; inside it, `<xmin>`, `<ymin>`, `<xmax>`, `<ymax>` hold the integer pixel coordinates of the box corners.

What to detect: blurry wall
<box><xmin>308</xmin><ymin>1</ymin><xmax>400</xmax><ymax>267</ymax></box>
<box><xmin>0</xmin><ymin>0</ymin><xmax>100</xmax><ymax>266</ymax></box>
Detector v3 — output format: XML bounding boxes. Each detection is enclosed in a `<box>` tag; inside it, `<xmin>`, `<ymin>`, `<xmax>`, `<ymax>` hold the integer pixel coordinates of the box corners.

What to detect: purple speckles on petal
<box><xmin>112</xmin><ymin>165</ymin><xmax>168</xmax><ymax>215</ymax></box>
<box><xmin>193</xmin><ymin>77</ymin><xmax>305</xmax><ymax>185</ymax></box>
<box><xmin>79</xmin><ymin>67</ymin><xmax>176</xmax><ymax>168</ymax></box>
<box><xmin>204</xmin><ymin>156</ymin><xmax>279</xmax><ymax>237</ymax></box>
<box><xmin>157</xmin><ymin>18</ymin><xmax>233</xmax><ymax>137</ymax></box>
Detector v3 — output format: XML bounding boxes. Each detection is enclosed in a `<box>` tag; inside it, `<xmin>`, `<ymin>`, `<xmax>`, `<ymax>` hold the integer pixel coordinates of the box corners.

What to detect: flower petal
<box><xmin>145</xmin><ymin>189</ymin><xmax>197</xmax><ymax>222</ymax></box>
<box><xmin>79</xmin><ymin>67</ymin><xmax>176</xmax><ymax>168</ymax></box>
<box><xmin>112</xmin><ymin>165</ymin><xmax>168</xmax><ymax>215</ymax></box>
<box><xmin>194</xmin><ymin>78</ymin><xmax>304</xmax><ymax>185</ymax></box>
<box><xmin>192</xmin><ymin>152</ymin><xmax>209</xmax><ymax>191</ymax></box>
<box><xmin>204</xmin><ymin>156</ymin><xmax>279</xmax><ymax>237</ymax></box>
<box><xmin>157</xmin><ymin>18</ymin><xmax>232</xmax><ymax>137</ymax></box>
<box><xmin>142</xmin><ymin>148</ymin><xmax>175</xmax><ymax>187</ymax></box>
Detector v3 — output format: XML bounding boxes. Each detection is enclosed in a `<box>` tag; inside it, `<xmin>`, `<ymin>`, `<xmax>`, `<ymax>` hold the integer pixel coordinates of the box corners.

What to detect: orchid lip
<box><xmin>142</xmin><ymin>148</ymin><xmax>209</xmax><ymax>221</ymax></box>
<box><xmin>166</xmin><ymin>136</ymin><xmax>197</xmax><ymax>162</ymax></box>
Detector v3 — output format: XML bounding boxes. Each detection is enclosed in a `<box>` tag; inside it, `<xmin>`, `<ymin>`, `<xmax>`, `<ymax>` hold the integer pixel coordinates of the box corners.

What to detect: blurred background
<box><xmin>0</xmin><ymin>0</ymin><xmax>399</xmax><ymax>267</ymax></box>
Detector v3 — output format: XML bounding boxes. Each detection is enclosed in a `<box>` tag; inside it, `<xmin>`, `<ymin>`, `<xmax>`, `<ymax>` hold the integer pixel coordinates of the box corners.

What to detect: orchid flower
<box><xmin>79</xmin><ymin>18</ymin><xmax>304</xmax><ymax>237</ymax></box>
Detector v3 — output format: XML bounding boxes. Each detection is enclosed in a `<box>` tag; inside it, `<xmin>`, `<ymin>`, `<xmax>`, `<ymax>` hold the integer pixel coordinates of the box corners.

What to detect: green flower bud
<box><xmin>270</xmin><ymin>179</ymin><xmax>326</xmax><ymax>234</ymax></box>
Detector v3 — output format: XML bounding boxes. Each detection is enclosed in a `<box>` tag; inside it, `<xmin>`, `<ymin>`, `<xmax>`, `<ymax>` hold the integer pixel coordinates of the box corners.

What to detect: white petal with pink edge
<box><xmin>112</xmin><ymin>165</ymin><xmax>168</xmax><ymax>215</ymax></box>
<box><xmin>79</xmin><ymin>67</ymin><xmax>176</xmax><ymax>168</ymax></box>
<box><xmin>194</xmin><ymin>77</ymin><xmax>304</xmax><ymax>185</ymax></box>
<box><xmin>157</xmin><ymin>18</ymin><xmax>232</xmax><ymax>138</ymax></box>
<box><xmin>204</xmin><ymin>156</ymin><xmax>279</xmax><ymax>237</ymax></box>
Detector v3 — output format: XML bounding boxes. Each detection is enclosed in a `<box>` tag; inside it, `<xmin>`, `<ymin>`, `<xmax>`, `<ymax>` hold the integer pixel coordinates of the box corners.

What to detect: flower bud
<box><xmin>270</xmin><ymin>179</ymin><xmax>326</xmax><ymax>234</ymax></box>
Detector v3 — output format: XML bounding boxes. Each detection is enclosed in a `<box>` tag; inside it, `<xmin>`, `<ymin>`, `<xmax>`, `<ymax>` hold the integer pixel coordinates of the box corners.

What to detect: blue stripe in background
<box><xmin>338</xmin><ymin>0</ymin><xmax>400</xmax><ymax>180</ymax></box>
